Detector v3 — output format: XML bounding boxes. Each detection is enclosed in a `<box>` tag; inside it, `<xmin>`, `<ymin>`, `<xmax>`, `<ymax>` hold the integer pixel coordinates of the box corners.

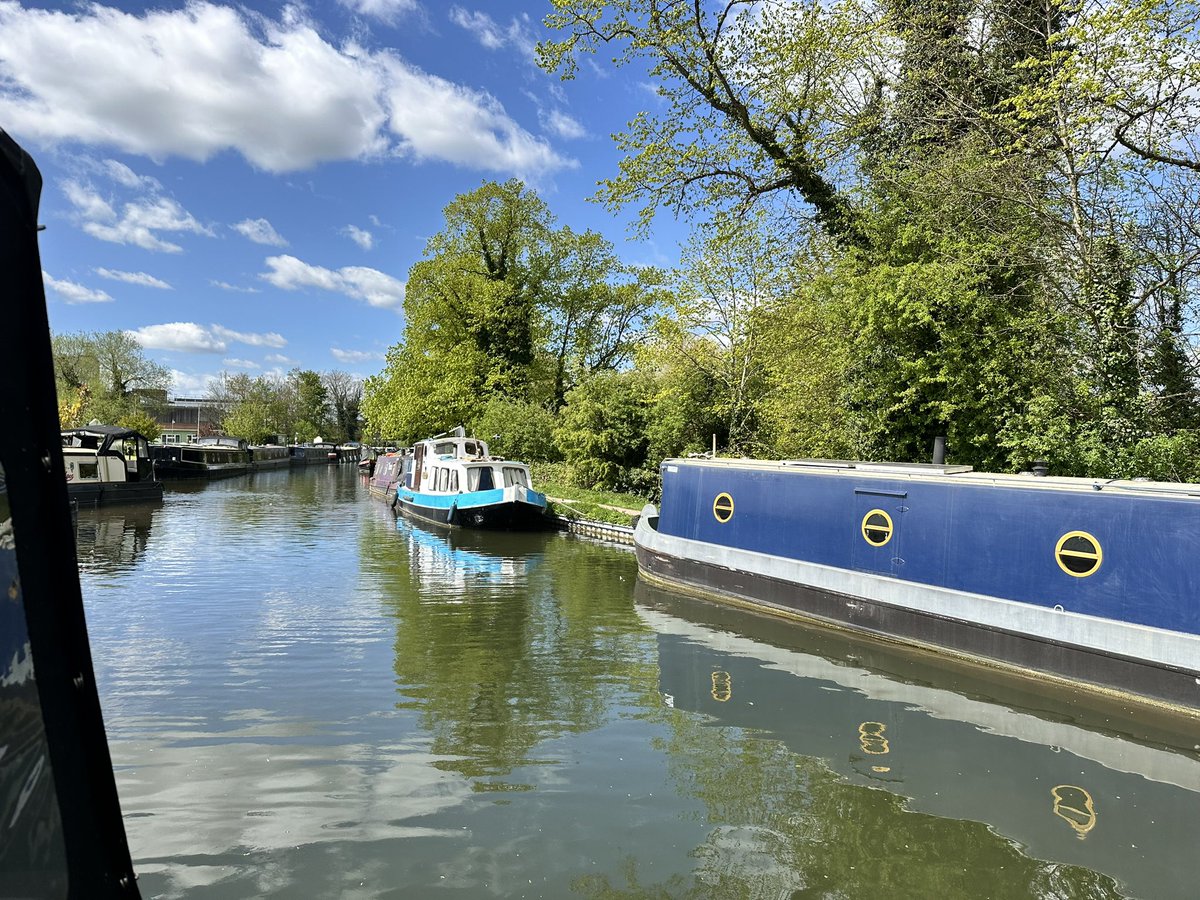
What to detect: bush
<box><xmin>554</xmin><ymin>372</ymin><xmax>652</xmax><ymax>490</ymax></box>
<box><xmin>472</xmin><ymin>398</ymin><xmax>562</xmax><ymax>463</ymax></box>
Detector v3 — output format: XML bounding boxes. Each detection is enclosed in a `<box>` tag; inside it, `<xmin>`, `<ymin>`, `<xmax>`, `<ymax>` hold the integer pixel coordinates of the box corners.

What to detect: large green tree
<box><xmin>364</xmin><ymin>181</ymin><xmax>661</xmax><ymax>443</ymax></box>
<box><xmin>52</xmin><ymin>330</ymin><xmax>170</xmax><ymax>429</ymax></box>
<box><xmin>542</xmin><ymin>0</ymin><xmax>1200</xmax><ymax>476</ymax></box>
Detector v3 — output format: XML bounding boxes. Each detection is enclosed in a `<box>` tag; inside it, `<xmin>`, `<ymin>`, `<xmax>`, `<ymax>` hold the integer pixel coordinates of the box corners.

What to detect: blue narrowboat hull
<box><xmin>396</xmin><ymin>486</ymin><xmax>549</xmax><ymax>531</ymax></box>
<box><xmin>634</xmin><ymin>459</ymin><xmax>1200</xmax><ymax>712</ymax></box>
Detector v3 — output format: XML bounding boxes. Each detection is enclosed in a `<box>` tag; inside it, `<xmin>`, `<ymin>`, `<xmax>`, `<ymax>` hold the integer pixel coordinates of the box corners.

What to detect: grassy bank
<box><xmin>533</xmin><ymin>461</ymin><xmax>649</xmax><ymax>527</ymax></box>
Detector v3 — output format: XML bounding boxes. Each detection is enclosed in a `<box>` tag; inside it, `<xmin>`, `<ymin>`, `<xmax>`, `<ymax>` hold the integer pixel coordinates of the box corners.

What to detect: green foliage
<box><xmin>364</xmin><ymin>180</ymin><xmax>662</xmax><ymax>445</ymax></box>
<box><xmin>471</xmin><ymin>398</ymin><xmax>561</xmax><ymax>463</ymax></box>
<box><xmin>363</xmin><ymin>342</ymin><xmax>488</xmax><ymax>444</ymax></box>
<box><xmin>555</xmin><ymin>371</ymin><xmax>653</xmax><ymax>491</ymax></box>
<box><xmin>52</xmin><ymin>329</ymin><xmax>170</xmax><ymax>428</ymax></box>
<box><xmin>115</xmin><ymin>409</ymin><xmax>161</xmax><ymax>443</ymax></box>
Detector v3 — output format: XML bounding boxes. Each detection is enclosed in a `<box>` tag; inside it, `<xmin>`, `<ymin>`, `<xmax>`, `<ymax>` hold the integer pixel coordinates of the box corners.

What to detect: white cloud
<box><xmin>62</xmin><ymin>180</ymin><xmax>114</xmax><ymax>222</ymax></box>
<box><xmin>448</xmin><ymin>7</ymin><xmax>534</xmax><ymax>58</ymax></box>
<box><xmin>0</xmin><ymin>3</ymin><xmax>570</xmax><ymax>177</ymax></box>
<box><xmin>211</xmin><ymin>325</ymin><xmax>287</xmax><ymax>348</ymax></box>
<box><xmin>380</xmin><ymin>55</ymin><xmax>571</xmax><ymax>176</ymax></box>
<box><xmin>99</xmin><ymin>159</ymin><xmax>160</xmax><ymax>190</ymax></box>
<box><xmin>42</xmin><ymin>271</ymin><xmax>112</xmax><ymax>304</ymax></box>
<box><xmin>261</xmin><ymin>255</ymin><xmax>405</xmax><ymax>309</ymax></box>
<box><xmin>222</xmin><ymin>358</ymin><xmax>260</xmax><ymax>369</ymax></box>
<box><xmin>62</xmin><ymin>180</ymin><xmax>212</xmax><ymax>253</ymax></box>
<box><xmin>127</xmin><ymin>322</ymin><xmax>228</xmax><ymax>353</ymax></box>
<box><xmin>95</xmin><ymin>267</ymin><xmax>172</xmax><ymax>289</ymax></box>
<box><xmin>83</xmin><ymin>196</ymin><xmax>211</xmax><ymax>252</ymax></box>
<box><xmin>338</xmin><ymin>0</ymin><xmax>418</xmax><ymax>24</ymax></box>
<box><xmin>233</xmin><ymin>218</ymin><xmax>288</xmax><ymax>247</ymax></box>
<box><xmin>265</xmin><ymin>353</ymin><xmax>296</xmax><ymax>365</ymax></box>
<box><xmin>541</xmin><ymin>108</ymin><xmax>586</xmax><ymax>140</ymax></box>
<box><xmin>343</xmin><ymin>224</ymin><xmax>374</xmax><ymax>250</ymax></box>
<box><xmin>126</xmin><ymin>322</ymin><xmax>284</xmax><ymax>353</ymax></box>
<box><xmin>331</xmin><ymin>347</ymin><xmax>384</xmax><ymax>363</ymax></box>
<box><xmin>169</xmin><ymin>369</ymin><xmax>217</xmax><ymax>397</ymax></box>
<box><xmin>211</xmin><ymin>280</ymin><xmax>261</xmax><ymax>294</ymax></box>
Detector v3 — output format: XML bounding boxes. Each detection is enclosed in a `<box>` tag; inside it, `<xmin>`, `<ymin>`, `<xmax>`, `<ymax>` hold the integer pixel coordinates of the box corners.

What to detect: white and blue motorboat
<box><xmin>395</xmin><ymin>429</ymin><xmax>548</xmax><ymax>530</ymax></box>
<box><xmin>635</xmin><ymin>457</ymin><xmax>1200</xmax><ymax>713</ymax></box>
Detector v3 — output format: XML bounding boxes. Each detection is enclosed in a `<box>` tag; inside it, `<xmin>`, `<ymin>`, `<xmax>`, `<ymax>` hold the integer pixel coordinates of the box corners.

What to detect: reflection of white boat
<box><xmin>73</xmin><ymin>505</ymin><xmax>156</xmax><ymax>573</ymax></box>
<box><xmin>61</xmin><ymin>425</ymin><xmax>163</xmax><ymax>506</ymax></box>
<box><xmin>636</xmin><ymin>593</ymin><xmax>1200</xmax><ymax>900</ymax></box>
<box><xmin>398</xmin><ymin>517</ymin><xmax>534</xmax><ymax>591</ymax></box>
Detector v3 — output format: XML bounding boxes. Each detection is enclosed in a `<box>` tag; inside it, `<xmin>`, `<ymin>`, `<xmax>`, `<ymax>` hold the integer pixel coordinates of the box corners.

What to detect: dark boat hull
<box><xmin>634</xmin><ymin>534</ymin><xmax>1200</xmax><ymax>710</ymax></box>
<box><xmin>398</xmin><ymin>497</ymin><xmax>548</xmax><ymax>531</ymax></box>
<box><xmin>66</xmin><ymin>481</ymin><xmax>163</xmax><ymax>506</ymax></box>
<box><xmin>152</xmin><ymin>461</ymin><xmax>248</xmax><ymax>480</ymax></box>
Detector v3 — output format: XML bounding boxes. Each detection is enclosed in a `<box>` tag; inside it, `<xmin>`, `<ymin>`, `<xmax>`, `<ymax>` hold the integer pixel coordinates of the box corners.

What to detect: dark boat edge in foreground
<box><xmin>634</xmin><ymin>457</ymin><xmax>1200</xmax><ymax>715</ymax></box>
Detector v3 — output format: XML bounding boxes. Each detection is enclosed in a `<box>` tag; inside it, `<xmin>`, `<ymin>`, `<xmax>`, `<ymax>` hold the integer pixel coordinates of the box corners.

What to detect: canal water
<box><xmin>74</xmin><ymin>467</ymin><xmax>1199</xmax><ymax>899</ymax></box>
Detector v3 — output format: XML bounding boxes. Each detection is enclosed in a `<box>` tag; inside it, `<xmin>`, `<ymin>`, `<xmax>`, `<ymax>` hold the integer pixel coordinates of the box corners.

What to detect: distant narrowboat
<box><xmin>248</xmin><ymin>444</ymin><xmax>290</xmax><ymax>470</ymax></box>
<box><xmin>289</xmin><ymin>443</ymin><xmax>330</xmax><ymax>465</ymax></box>
<box><xmin>151</xmin><ymin>436</ymin><xmax>249</xmax><ymax>480</ymax></box>
<box><xmin>634</xmin><ymin>457</ymin><xmax>1200</xmax><ymax>712</ymax></box>
<box><xmin>395</xmin><ymin>429</ymin><xmax>548</xmax><ymax>530</ymax></box>
<box><xmin>61</xmin><ymin>425</ymin><xmax>163</xmax><ymax>506</ymax></box>
<box><xmin>367</xmin><ymin>451</ymin><xmax>409</xmax><ymax>505</ymax></box>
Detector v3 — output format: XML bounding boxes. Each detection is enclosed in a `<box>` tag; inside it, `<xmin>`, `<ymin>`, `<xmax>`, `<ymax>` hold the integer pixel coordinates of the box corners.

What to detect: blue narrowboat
<box><xmin>634</xmin><ymin>458</ymin><xmax>1200</xmax><ymax>712</ymax></box>
<box><xmin>395</xmin><ymin>430</ymin><xmax>548</xmax><ymax>530</ymax></box>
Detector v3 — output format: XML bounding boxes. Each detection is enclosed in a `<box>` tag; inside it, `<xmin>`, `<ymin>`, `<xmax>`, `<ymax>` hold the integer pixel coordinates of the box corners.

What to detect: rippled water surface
<box><xmin>75</xmin><ymin>467</ymin><xmax>1200</xmax><ymax>899</ymax></box>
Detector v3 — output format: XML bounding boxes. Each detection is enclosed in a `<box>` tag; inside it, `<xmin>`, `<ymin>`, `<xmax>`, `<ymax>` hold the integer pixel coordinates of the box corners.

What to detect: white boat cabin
<box><xmin>408</xmin><ymin>435</ymin><xmax>533</xmax><ymax>495</ymax></box>
<box><xmin>61</xmin><ymin>426</ymin><xmax>154</xmax><ymax>485</ymax></box>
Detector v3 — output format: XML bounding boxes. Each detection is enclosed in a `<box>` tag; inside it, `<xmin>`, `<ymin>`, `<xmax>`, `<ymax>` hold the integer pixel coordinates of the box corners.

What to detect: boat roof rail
<box><xmin>777</xmin><ymin>459</ymin><xmax>974</xmax><ymax>475</ymax></box>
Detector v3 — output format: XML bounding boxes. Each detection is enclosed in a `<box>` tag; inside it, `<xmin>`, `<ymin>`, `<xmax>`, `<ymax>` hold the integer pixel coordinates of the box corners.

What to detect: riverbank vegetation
<box><xmin>364</xmin><ymin>0</ymin><xmax>1200</xmax><ymax>492</ymax></box>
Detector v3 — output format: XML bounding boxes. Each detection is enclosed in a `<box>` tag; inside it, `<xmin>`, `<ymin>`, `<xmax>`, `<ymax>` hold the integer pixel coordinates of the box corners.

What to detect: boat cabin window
<box><xmin>464</xmin><ymin>441</ymin><xmax>478</xmax><ymax>456</ymax></box>
<box><xmin>502</xmin><ymin>466</ymin><xmax>529</xmax><ymax>488</ymax></box>
<box><xmin>468</xmin><ymin>466</ymin><xmax>495</xmax><ymax>491</ymax></box>
<box><xmin>78</xmin><ymin>462</ymin><xmax>98</xmax><ymax>481</ymax></box>
<box><xmin>450</xmin><ymin>470</ymin><xmax>459</xmax><ymax>492</ymax></box>
<box><xmin>434</xmin><ymin>441</ymin><xmax>457</xmax><ymax>457</ymax></box>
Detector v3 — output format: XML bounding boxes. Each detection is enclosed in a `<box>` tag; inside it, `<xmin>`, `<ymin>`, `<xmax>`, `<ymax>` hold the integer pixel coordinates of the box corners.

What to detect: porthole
<box><xmin>861</xmin><ymin>509</ymin><xmax>893</xmax><ymax>547</ymax></box>
<box><xmin>1056</xmin><ymin>531</ymin><xmax>1102</xmax><ymax>577</ymax></box>
<box><xmin>712</xmin><ymin>492</ymin><xmax>734</xmax><ymax>523</ymax></box>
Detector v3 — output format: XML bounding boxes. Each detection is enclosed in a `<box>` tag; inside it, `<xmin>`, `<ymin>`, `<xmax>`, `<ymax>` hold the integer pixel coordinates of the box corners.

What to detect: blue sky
<box><xmin>0</xmin><ymin>0</ymin><xmax>681</xmax><ymax>395</ymax></box>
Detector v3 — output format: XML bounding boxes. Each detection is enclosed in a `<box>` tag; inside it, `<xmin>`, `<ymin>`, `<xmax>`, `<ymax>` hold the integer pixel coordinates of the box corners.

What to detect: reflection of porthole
<box><xmin>713</xmin><ymin>492</ymin><xmax>734</xmax><ymax>523</ymax></box>
<box><xmin>1056</xmin><ymin>531</ymin><xmax>1102</xmax><ymax>577</ymax></box>
<box><xmin>861</xmin><ymin>509</ymin><xmax>893</xmax><ymax>547</ymax></box>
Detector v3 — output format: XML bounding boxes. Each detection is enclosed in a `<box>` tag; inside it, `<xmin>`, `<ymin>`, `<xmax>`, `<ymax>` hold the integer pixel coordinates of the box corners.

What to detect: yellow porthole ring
<box><xmin>861</xmin><ymin>509</ymin><xmax>894</xmax><ymax>547</ymax></box>
<box><xmin>712</xmin><ymin>492</ymin><xmax>734</xmax><ymax>523</ymax></box>
<box><xmin>1056</xmin><ymin>531</ymin><xmax>1102</xmax><ymax>577</ymax></box>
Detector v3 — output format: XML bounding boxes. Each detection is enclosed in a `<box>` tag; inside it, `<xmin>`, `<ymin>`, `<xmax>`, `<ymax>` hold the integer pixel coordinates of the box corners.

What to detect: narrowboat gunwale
<box><xmin>634</xmin><ymin>456</ymin><xmax>1200</xmax><ymax>714</ymax></box>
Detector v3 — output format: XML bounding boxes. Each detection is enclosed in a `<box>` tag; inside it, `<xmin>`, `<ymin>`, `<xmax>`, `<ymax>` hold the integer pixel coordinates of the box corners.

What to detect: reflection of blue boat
<box><xmin>637</xmin><ymin>593</ymin><xmax>1200</xmax><ymax>900</ymax></box>
<box><xmin>396</xmin><ymin>429</ymin><xmax>548</xmax><ymax>530</ymax></box>
<box><xmin>397</xmin><ymin>517</ymin><xmax>537</xmax><ymax>590</ymax></box>
<box><xmin>635</xmin><ymin>458</ymin><xmax>1200</xmax><ymax>711</ymax></box>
